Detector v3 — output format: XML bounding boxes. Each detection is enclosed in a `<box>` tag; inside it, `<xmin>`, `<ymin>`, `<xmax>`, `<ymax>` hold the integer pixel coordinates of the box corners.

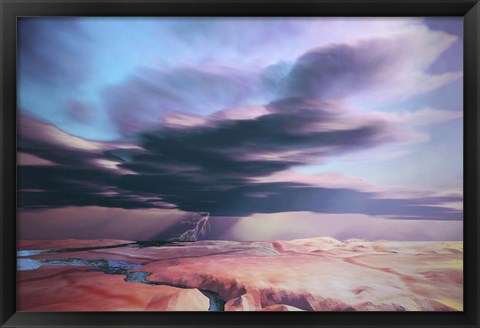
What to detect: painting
<box><xmin>16</xmin><ymin>17</ymin><xmax>463</xmax><ymax>312</ymax></box>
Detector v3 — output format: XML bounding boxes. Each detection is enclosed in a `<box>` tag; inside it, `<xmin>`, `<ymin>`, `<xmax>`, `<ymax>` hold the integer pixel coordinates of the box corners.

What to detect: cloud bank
<box><xmin>17</xmin><ymin>18</ymin><xmax>463</xmax><ymax>241</ymax></box>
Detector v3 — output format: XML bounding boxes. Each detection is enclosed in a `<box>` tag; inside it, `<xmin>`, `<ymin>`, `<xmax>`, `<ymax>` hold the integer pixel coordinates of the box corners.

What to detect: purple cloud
<box><xmin>102</xmin><ymin>66</ymin><xmax>262</xmax><ymax>136</ymax></box>
<box><xmin>18</xmin><ymin>18</ymin><xmax>93</xmax><ymax>86</ymax></box>
<box><xmin>281</xmin><ymin>33</ymin><xmax>461</xmax><ymax>102</ymax></box>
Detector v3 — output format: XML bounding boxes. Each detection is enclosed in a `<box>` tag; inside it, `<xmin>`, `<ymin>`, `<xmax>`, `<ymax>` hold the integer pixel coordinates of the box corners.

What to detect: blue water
<box><xmin>17</xmin><ymin>257</ymin><xmax>141</xmax><ymax>272</ymax></box>
<box><xmin>17</xmin><ymin>249</ymin><xmax>49</xmax><ymax>257</ymax></box>
<box><xmin>17</xmin><ymin>244</ymin><xmax>226</xmax><ymax>311</ymax></box>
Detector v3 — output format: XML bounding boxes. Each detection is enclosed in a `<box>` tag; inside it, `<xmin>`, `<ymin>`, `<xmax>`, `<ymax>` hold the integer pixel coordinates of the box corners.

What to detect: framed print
<box><xmin>1</xmin><ymin>0</ymin><xmax>479</xmax><ymax>327</ymax></box>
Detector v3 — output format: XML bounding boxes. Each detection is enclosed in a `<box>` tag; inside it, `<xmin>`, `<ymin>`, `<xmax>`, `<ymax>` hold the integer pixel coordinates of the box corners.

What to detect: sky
<box><xmin>17</xmin><ymin>17</ymin><xmax>463</xmax><ymax>241</ymax></box>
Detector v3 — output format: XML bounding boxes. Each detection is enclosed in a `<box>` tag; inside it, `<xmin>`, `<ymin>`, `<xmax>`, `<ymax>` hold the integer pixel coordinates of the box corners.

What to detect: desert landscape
<box><xmin>17</xmin><ymin>238</ymin><xmax>463</xmax><ymax>311</ymax></box>
<box><xmin>17</xmin><ymin>17</ymin><xmax>464</xmax><ymax>313</ymax></box>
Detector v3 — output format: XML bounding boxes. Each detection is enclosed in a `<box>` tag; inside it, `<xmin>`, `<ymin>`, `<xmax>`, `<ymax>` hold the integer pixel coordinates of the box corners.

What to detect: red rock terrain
<box><xmin>17</xmin><ymin>238</ymin><xmax>463</xmax><ymax>311</ymax></box>
<box><xmin>17</xmin><ymin>266</ymin><xmax>209</xmax><ymax>311</ymax></box>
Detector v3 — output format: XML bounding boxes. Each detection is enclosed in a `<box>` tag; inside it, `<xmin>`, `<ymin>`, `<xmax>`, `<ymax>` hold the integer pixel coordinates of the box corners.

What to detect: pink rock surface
<box><xmin>17</xmin><ymin>238</ymin><xmax>463</xmax><ymax>311</ymax></box>
<box><xmin>17</xmin><ymin>266</ymin><xmax>209</xmax><ymax>311</ymax></box>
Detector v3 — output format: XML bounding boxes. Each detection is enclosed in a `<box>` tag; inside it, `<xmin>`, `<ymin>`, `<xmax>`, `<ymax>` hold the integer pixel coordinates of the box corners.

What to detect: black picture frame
<box><xmin>1</xmin><ymin>0</ymin><xmax>479</xmax><ymax>327</ymax></box>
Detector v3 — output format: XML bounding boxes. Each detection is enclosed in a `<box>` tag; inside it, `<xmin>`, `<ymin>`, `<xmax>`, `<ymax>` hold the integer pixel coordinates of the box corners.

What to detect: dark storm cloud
<box><xmin>18</xmin><ymin>101</ymin><xmax>462</xmax><ymax>222</ymax></box>
<box><xmin>113</xmin><ymin>174</ymin><xmax>461</xmax><ymax>220</ymax></box>
<box><xmin>119</xmin><ymin>98</ymin><xmax>390</xmax><ymax>180</ymax></box>
<box><xmin>17</xmin><ymin>115</ymin><xmax>164</xmax><ymax>210</ymax></box>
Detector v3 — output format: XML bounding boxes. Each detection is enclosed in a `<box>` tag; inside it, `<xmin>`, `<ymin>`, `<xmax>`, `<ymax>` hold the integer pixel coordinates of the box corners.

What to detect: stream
<box><xmin>17</xmin><ymin>243</ymin><xmax>226</xmax><ymax>311</ymax></box>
